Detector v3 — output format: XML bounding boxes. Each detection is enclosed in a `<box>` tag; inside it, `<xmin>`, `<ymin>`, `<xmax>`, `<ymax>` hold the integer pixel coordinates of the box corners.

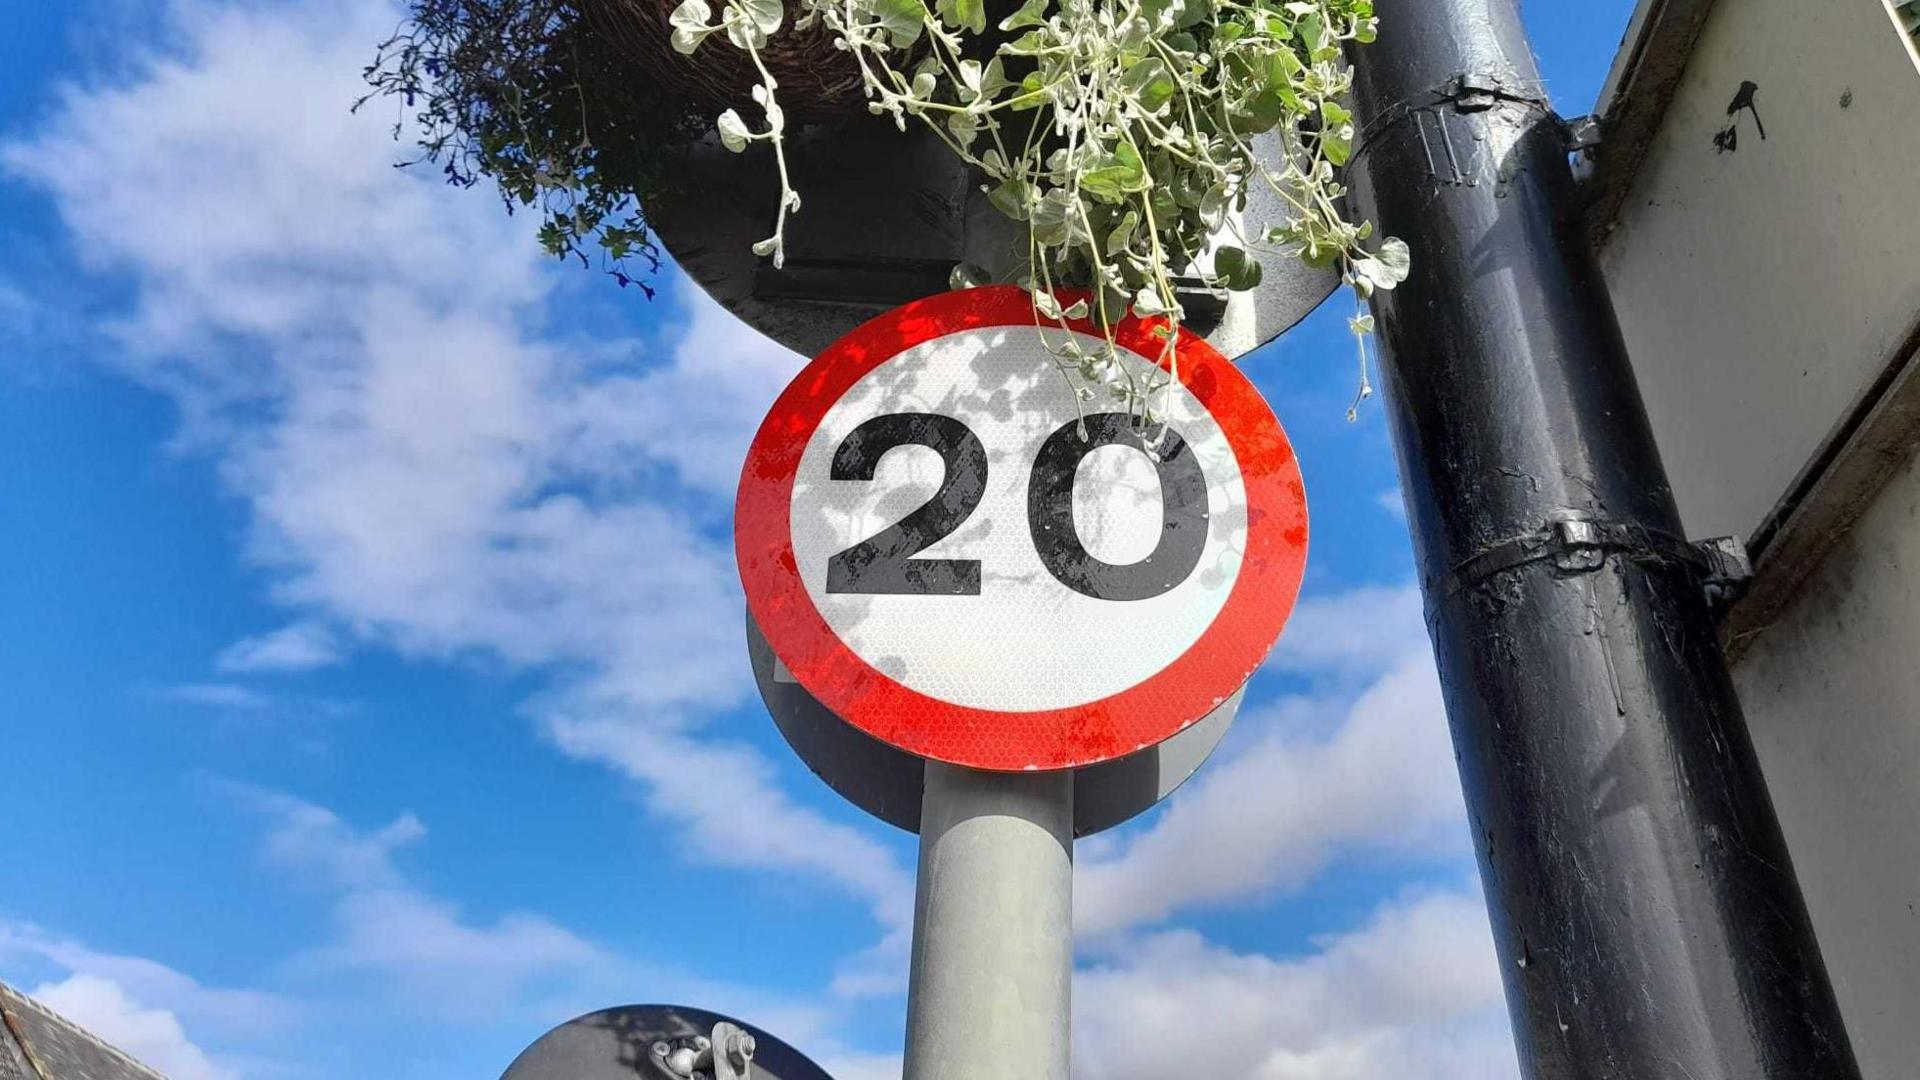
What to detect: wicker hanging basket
<box><xmin>582</xmin><ymin>0</ymin><xmax>867</xmax><ymax>120</ymax></box>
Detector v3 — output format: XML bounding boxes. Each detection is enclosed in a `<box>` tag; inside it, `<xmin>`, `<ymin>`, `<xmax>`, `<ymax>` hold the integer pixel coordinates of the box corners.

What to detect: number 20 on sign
<box><xmin>736</xmin><ymin>286</ymin><xmax>1308</xmax><ymax>772</ymax></box>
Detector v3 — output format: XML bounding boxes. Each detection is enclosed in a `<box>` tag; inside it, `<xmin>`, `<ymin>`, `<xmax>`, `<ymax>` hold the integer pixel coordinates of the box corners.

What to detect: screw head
<box><xmin>726</xmin><ymin>1031</ymin><xmax>757</xmax><ymax>1066</ymax></box>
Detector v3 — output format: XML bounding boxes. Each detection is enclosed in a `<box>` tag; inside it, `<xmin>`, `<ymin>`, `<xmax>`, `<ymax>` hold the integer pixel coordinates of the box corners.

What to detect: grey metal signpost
<box><xmin>903</xmin><ymin>764</ymin><xmax>1075</xmax><ymax>1079</ymax></box>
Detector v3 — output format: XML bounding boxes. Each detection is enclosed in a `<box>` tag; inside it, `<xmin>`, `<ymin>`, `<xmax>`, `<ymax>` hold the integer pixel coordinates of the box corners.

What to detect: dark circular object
<box><xmin>583</xmin><ymin>0</ymin><xmax>865</xmax><ymax>120</ymax></box>
<box><xmin>748</xmin><ymin>611</ymin><xmax>1243</xmax><ymax>837</ymax></box>
<box><xmin>500</xmin><ymin>1003</ymin><xmax>834</xmax><ymax>1080</ymax></box>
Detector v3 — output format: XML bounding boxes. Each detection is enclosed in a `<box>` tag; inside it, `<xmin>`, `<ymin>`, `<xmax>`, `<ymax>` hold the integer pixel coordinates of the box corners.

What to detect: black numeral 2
<box><xmin>826</xmin><ymin>412</ymin><xmax>1208</xmax><ymax>601</ymax></box>
<box><xmin>826</xmin><ymin>414</ymin><xmax>988</xmax><ymax>595</ymax></box>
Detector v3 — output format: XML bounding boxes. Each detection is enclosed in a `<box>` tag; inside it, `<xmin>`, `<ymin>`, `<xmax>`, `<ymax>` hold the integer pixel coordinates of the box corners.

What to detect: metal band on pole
<box><xmin>1345</xmin><ymin>2</ymin><xmax>1861</xmax><ymax>1076</ymax></box>
<box><xmin>903</xmin><ymin>763</ymin><xmax>1073</xmax><ymax>1080</ymax></box>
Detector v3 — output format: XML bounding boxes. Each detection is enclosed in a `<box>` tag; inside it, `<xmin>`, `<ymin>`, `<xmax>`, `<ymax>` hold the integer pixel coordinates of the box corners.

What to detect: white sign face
<box><xmin>788</xmin><ymin>326</ymin><xmax>1249</xmax><ymax>713</ymax></box>
<box><xmin>737</xmin><ymin>286</ymin><xmax>1308</xmax><ymax>771</ymax></box>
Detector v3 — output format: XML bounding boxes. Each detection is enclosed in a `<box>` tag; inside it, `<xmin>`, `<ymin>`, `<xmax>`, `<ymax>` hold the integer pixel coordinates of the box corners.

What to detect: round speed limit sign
<box><xmin>736</xmin><ymin>286</ymin><xmax>1307</xmax><ymax>772</ymax></box>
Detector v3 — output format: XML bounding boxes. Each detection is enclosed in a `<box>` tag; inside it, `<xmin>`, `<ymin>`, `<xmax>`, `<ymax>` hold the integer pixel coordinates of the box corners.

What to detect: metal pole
<box><xmin>902</xmin><ymin>762</ymin><xmax>1073</xmax><ymax>1080</ymax></box>
<box><xmin>1344</xmin><ymin>2</ymin><xmax>1861</xmax><ymax>1076</ymax></box>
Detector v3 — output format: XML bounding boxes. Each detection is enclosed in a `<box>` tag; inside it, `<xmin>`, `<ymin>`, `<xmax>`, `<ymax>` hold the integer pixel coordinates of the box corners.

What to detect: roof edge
<box><xmin>1583</xmin><ymin>0</ymin><xmax>1721</xmax><ymax>247</ymax></box>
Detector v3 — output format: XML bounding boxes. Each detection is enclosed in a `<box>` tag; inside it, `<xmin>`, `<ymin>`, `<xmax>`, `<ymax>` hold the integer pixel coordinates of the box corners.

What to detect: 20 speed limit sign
<box><xmin>736</xmin><ymin>286</ymin><xmax>1307</xmax><ymax>772</ymax></box>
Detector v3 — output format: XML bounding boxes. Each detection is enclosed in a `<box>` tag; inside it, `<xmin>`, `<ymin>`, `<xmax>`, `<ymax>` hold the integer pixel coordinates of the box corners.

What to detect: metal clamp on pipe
<box><xmin>1435</xmin><ymin>512</ymin><xmax>1752</xmax><ymax>608</ymax></box>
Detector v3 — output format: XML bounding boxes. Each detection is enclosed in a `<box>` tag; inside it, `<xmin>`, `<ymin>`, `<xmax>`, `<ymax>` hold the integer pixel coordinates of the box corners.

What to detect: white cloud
<box><xmin>1</xmin><ymin>0</ymin><xmax>899</xmax><ymax>940</ymax></box>
<box><xmin>814</xmin><ymin>1051</ymin><xmax>907</xmax><ymax>1080</ymax></box>
<box><xmin>31</xmin><ymin>973</ymin><xmax>237</xmax><ymax>1080</ymax></box>
<box><xmin>1376</xmin><ymin>487</ymin><xmax>1408</xmax><ymax>521</ymax></box>
<box><xmin>545</xmin><ymin>718</ymin><xmax>916</xmax><ymax>930</ymax></box>
<box><xmin>303</xmin><ymin>888</ymin><xmax>605</xmax><ymax>1020</ymax></box>
<box><xmin>0</xmin><ymin>279</ymin><xmax>37</xmax><ymax>340</ymax></box>
<box><xmin>216</xmin><ymin>621</ymin><xmax>340</xmax><ymax>673</ymax></box>
<box><xmin>1076</xmin><ymin>586</ymin><xmax>1466</xmax><ymax>937</ymax></box>
<box><xmin>0</xmin><ymin>921</ymin><xmax>300</xmax><ymax>1080</ymax></box>
<box><xmin>160</xmin><ymin>682</ymin><xmax>273</xmax><ymax>709</ymax></box>
<box><xmin>1261</xmin><ymin>584</ymin><xmax>1430</xmax><ymax>682</ymax></box>
<box><xmin>222</xmin><ymin>784</ymin><xmax>608</xmax><ymax>1020</ymax></box>
<box><xmin>1074</xmin><ymin>889</ymin><xmax>1515</xmax><ymax>1080</ymax></box>
<box><xmin>0</xmin><ymin>924</ymin><xmax>297</xmax><ymax>1044</ymax></box>
<box><xmin>556</xmin><ymin>286</ymin><xmax>809</xmax><ymax>498</ymax></box>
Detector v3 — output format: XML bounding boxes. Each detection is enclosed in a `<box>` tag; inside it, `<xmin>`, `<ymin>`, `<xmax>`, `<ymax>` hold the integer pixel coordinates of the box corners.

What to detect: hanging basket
<box><xmin>582</xmin><ymin>0</ymin><xmax>866</xmax><ymax>120</ymax></box>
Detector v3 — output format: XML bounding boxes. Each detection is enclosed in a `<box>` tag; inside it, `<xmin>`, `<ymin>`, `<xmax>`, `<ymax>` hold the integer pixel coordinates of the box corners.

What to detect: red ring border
<box><xmin>735</xmin><ymin>286</ymin><xmax>1308</xmax><ymax>772</ymax></box>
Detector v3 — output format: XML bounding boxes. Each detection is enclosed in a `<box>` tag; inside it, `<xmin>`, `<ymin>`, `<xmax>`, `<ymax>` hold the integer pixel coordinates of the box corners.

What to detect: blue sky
<box><xmin>0</xmin><ymin>3</ymin><xmax>1634</xmax><ymax>1077</ymax></box>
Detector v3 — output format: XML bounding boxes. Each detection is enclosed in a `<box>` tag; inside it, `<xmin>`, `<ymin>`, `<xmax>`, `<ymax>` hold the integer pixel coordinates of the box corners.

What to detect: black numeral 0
<box><xmin>826</xmin><ymin>412</ymin><xmax>1209</xmax><ymax>602</ymax></box>
<box><xmin>826</xmin><ymin>414</ymin><xmax>987</xmax><ymax>596</ymax></box>
<box><xmin>1028</xmin><ymin>414</ymin><xmax>1209</xmax><ymax>601</ymax></box>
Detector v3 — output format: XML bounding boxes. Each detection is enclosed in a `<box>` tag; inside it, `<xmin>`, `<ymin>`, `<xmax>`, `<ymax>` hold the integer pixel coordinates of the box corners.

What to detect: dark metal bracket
<box><xmin>1564</xmin><ymin>114</ymin><xmax>1605</xmax><ymax>153</ymax></box>
<box><xmin>1355</xmin><ymin>70</ymin><xmax>1554</xmax><ymax>165</ymax></box>
<box><xmin>1438</xmin><ymin>513</ymin><xmax>1752</xmax><ymax>609</ymax></box>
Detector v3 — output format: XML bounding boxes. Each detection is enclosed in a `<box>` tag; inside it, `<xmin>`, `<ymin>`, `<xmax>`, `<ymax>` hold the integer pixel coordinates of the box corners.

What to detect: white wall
<box><xmin>1599</xmin><ymin>0</ymin><xmax>1920</xmax><ymax>543</ymax></box>
<box><xmin>1600</xmin><ymin>4</ymin><xmax>1920</xmax><ymax>1076</ymax></box>
<box><xmin>1731</xmin><ymin>447</ymin><xmax>1920</xmax><ymax>1080</ymax></box>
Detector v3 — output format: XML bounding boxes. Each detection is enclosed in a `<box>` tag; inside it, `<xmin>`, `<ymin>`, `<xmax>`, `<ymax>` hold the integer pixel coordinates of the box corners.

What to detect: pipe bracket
<box><xmin>1437</xmin><ymin>513</ymin><xmax>1750</xmax><ymax>605</ymax></box>
<box><xmin>1354</xmin><ymin>71</ymin><xmax>1553</xmax><ymax>165</ymax></box>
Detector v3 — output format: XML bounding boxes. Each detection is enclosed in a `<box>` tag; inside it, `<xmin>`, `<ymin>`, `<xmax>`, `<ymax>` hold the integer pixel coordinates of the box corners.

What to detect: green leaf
<box><xmin>950</xmin><ymin>262</ymin><xmax>989</xmax><ymax>290</ymax></box>
<box><xmin>716</xmin><ymin>108</ymin><xmax>752</xmax><ymax>152</ymax></box>
<box><xmin>1377</xmin><ymin>236</ymin><xmax>1411</xmax><ymax>279</ymax></box>
<box><xmin>937</xmin><ymin>0</ymin><xmax>987</xmax><ymax>34</ymax></box>
<box><xmin>1323</xmin><ymin>124</ymin><xmax>1354</xmax><ymax>167</ymax></box>
<box><xmin>874</xmin><ymin>0</ymin><xmax>926</xmax><ymax>46</ymax></box>
<box><xmin>1120</xmin><ymin>58</ymin><xmax>1178</xmax><ymax>114</ymax></box>
<box><xmin>1031</xmin><ymin>188</ymin><xmax>1083</xmax><ymax>246</ymax></box>
<box><xmin>978</xmin><ymin>58</ymin><xmax>1013</xmax><ymax>97</ymax></box>
<box><xmin>1134</xmin><ymin>286</ymin><xmax>1176</xmax><ymax>318</ymax></box>
<box><xmin>1301</xmin><ymin>242</ymin><xmax>1342</xmax><ymax>270</ymax></box>
<box><xmin>988</xmin><ymin>178</ymin><xmax>1032</xmax><ymax>221</ymax></box>
<box><xmin>1351</xmin><ymin>237</ymin><xmax>1412</xmax><ymax>292</ymax></box>
<box><xmin>668</xmin><ymin>0</ymin><xmax>718</xmax><ymax>53</ymax></box>
<box><xmin>1215</xmin><ymin>245</ymin><xmax>1265</xmax><ymax>291</ymax></box>
<box><xmin>947</xmin><ymin>109</ymin><xmax>982</xmax><ymax>147</ymax></box>
<box><xmin>1104</xmin><ymin>209</ymin><xmax>1140</xmax><ymax>258</ymax></box>
<box><xmin>998</xmin><ymin>0</ymin><xmax>1049</xmax><ymax>31</ymax></box>
<box><xmin>1300</xmin><ymin>13</ymin><xmax>1328</xmax><ymax>57</ymax></box>
<box><xmin>1267</xmin><ymin>46</ymin><xmax>1304</xmax><ymax>88</ymax></box>
<box><xmin>1240</xmin><ymin>91</ymin><xmax>1285</xmax><ymax>133</ymax></box>
<box><xmin>1079</xmin><ymin>143</ymin><xmax>1148</xmax><ymax>203</ymax></box>
<box><xmin>956</xmin><ymin>59</ymin><xmax>983</xmax><ymax>98</ymax></box>
<box><xmin>1002</xmin><ymin>29</ymin><xmax>1048</xmax><ymax>55</ymax></box>
<box><xmin>1008</xmin><ymin>71</ymin><xmax>1049</xmax><ymax>110</ymax></box>
<box><xmin>740</xmin><ymin>0</ymin><xmax>784</xmax><ymax>36</ymax></box>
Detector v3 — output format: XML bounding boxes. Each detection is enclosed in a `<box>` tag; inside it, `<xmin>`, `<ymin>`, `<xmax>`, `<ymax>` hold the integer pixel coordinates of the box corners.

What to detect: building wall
<box><xmin>1598</xmin><ymin>3</ymin><xmax>1920</xmax><ymax>1077</ymax></box>
<box><xmin>1730</xmin><ymin>449</ymin><xmax>1920</xmax><ymax>1080</ymax></box>
<box><xmin>1598</xmin><ymin>0</ymin><xmax>1920</xmax><ymax>543</ymax></box>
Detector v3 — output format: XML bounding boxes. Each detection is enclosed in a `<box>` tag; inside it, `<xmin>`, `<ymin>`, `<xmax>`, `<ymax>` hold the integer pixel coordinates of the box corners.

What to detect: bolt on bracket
<box><xmin>651</xmin><ymin>1022</ymin><xmax>756</xmax><ymax>1080</ymax></box>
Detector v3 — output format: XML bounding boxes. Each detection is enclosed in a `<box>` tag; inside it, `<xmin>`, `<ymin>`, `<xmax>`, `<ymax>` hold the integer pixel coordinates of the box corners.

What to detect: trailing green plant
<box><xmin>362</xmin><ymin>0</ymin><xmax>1405</xmax><ymax>418</ymax></box>
<box><xmin>357</xmin><ymin>0</ymin><xmax>707</xmax><ymax>297</ymax></box>
<box><xmin>670</xmin><ymin>0</ymin><xmax>1406</xmax><ymax>419</ymax></box>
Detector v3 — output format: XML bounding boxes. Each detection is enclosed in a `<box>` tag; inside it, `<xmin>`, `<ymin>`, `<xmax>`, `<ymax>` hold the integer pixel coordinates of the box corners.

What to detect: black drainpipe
<box><xmin>1344</xmin><ymin>1</ymin><xmax>1861</xmax><ymax>1075</ymax></box>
